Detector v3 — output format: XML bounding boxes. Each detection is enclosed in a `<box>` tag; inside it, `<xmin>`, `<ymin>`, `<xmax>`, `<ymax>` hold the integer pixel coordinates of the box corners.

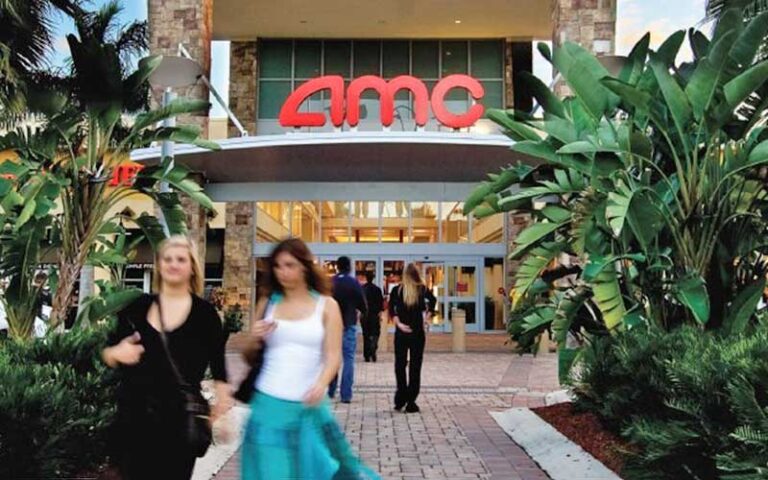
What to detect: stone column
<box><xmin>551</xmin><ymin>0</ymin><xmax>617</xmax><ymax>96</ymax></box>
<box><xmin>148</xmin><ymin>0</ymin><xmax>213</xmax><ymax>136</ymax></box>
<box><xmin>148</xmin><ymin>0</ymin><xmax>212</xmax><ymax>258</ymax></box>
<box><xmin>504</xmin><ymin>39</ymin><xmax>515</xmax><ymax>109</ymax></box>
<box><xmin>181</xmin><ymin>173</ymin><xmax>208</xmax><ymax>265</ymax></box>
<box><xmin>223</xmin><ymin>202</ymin><xmax>255</xmax><ymax>323</ymax></box>
<box><xmin>229</xmin><ymin>41</ymin><xmax>258</xmax><ymax>138</ymax></box>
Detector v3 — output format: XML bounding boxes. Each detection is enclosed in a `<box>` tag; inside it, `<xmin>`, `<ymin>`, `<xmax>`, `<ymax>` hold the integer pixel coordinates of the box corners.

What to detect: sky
<box><xmin>52</xmin><ymin>0</ymin><xmax>711</xmax><ymax>118</ymax></box>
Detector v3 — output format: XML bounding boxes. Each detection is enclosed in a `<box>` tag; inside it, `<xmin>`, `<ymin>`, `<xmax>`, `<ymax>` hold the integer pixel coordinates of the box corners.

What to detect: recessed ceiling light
<box><xmin>454</xmin><ymin>19</ymin><xmax>462</xmax><ymax>24</ymax></box>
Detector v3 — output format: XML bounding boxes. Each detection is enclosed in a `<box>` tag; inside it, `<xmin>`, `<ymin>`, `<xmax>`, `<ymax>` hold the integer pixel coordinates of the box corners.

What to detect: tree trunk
<box><xmin>77</xmin><ymin>265</ymin><xmax>95</xmax><ymax>328</ymax></box>
<box><xmin>49</xmin><ymin>261</ymin><xmax>81</xmax><ymax>329</ymax></box>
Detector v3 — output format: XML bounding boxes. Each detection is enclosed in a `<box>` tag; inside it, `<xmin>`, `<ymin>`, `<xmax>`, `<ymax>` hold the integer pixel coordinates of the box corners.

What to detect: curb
<box><xmin>489</xmin><ymin>408</ymin><xmax>622</xmax><ymax>480</ymax></box>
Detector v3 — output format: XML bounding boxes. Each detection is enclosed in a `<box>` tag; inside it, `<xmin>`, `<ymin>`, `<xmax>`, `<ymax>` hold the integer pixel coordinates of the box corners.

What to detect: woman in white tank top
<box><xmin>240</xmin><ymin>238</ymin><xmax>379</xmax><ymax>480</ymax></box>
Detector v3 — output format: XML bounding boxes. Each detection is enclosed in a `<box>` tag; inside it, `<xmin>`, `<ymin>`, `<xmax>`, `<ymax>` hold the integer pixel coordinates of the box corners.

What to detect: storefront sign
<box><xmin>109</xmin><ymin>163</ymin><xmax>143</xmax><ymax>187</ymax></box>
<box><xmin>279</xmin><ymin>74</ymin><xmax>485</xmax><ymax>129</ymax></box>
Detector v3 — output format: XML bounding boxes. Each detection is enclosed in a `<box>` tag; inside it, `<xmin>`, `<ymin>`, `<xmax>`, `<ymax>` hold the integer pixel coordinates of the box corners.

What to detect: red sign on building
<box><xmin>279</xmin><ymin>74</ymin><xmax>485</xmax><ymax>130</ymax></box>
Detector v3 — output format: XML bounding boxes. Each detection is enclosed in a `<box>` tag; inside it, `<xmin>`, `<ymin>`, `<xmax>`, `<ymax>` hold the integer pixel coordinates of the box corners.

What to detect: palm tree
<box><xmin>0</xmin><ymin>1</ymin><xmax>217</xmax><ymax>338</ymax></box>
<box><xmin>0</xmin><ymin>0</ymin><xmax>79</xmax><ymax>117</ymax></box>
<box><xmin>706</xmin><ymin>0</ymin><xmax>768</xmax><ymax>129</ymax></box>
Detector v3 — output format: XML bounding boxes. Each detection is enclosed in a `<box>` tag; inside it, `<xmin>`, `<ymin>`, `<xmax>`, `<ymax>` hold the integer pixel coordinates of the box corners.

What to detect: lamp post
<box><xmin>148</xmin><ymin>55</ymin><xmax>204</xmax><ymax>235</ymax></box>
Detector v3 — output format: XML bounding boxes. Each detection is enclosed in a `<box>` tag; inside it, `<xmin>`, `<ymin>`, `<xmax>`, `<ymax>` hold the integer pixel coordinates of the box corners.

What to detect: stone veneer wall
<box><xmin>228</xmin><ymin>41</ymin><xmax>258</xmax><ymax>138</ymax></box>
<box><xmin>504</xmin><ymin>39</ymin><xmax>515</xmax><ymax>109</ymax></box>
<box><xmin>551</xmin><ymin>0</ymin><xmax>617</xmax><ymax>96</ymax></box>
<box><xmin>222</xmin><ymin>202</ymin><xmax>255</xmax><ymax>322</ymax></box>
<box><xmin>224</xmin><ymin>41</ymin><xmax>259</xmax><ymax>321</ymax></box>
<box><xmin>148</xmin><ymin>0</ymin><xmax>213</xmax><ymax>136</ymax></box>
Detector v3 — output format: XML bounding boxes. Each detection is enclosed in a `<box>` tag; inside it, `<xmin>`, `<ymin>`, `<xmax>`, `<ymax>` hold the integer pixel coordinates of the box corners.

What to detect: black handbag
<box><xmin>233</xmin><ymin>299</ymin><xmax>272</xmax><ymax>404</ymax></box>
<box><xmin>154</xmin><ymin>299</ymin><xmax>212</xmax><ymax>458</ymax></box>
<box><xmin>233</xmin><ymin>350</ymin><xmax>264</xmax><ymax>404</ymax></box>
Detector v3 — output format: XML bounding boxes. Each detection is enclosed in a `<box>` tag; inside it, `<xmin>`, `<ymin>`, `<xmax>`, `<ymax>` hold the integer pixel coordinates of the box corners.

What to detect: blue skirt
<box><xmin>242</xmin><ymin>392</ymin><xmax>379</xmax><ymax>480</ymax></box>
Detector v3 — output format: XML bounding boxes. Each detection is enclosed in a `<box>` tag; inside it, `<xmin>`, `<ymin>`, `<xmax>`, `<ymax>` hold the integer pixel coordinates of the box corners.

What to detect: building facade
<box><xmin>133</xmin><ymin>0</ymin><xmax>617</xmax><ymax>333</ymax></box>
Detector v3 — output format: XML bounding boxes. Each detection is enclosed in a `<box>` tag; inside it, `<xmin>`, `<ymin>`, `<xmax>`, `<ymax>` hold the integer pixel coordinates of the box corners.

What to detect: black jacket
<box><xmin>332</xmin><ymin>273</ymin><xmax>368</xmax><ymax>328</ymax></box>
<box><xmin>388</xmin><ymin>285</ymin><xmax>437</xmax><ymax>333</ymax></box>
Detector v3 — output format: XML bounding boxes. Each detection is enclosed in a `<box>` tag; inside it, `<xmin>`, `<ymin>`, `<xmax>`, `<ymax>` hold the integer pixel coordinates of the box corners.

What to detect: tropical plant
<box><xmin>0</xmin><ymin>0</ymin><xmax>79</xmax><ymax>116</ymax></box>
<box><xmin>0</xmin><ymin>1</ymin><xmax>218</xmax><ymax>339</ymax></box>
<box><xmin>0</xmin><ymin>324</ymin><xmax>119</xmax><ymax>479</ymax></box>
<box><xmin>465</xmin><ymin>8</ymin><xmax>768</xmax><ymax>376</ymax></box>
<box><xmin>573</xmin><ymin>322</ymin><xmax>768</xmax><ymax>479</ymax></box>
<box><xmin>223</xmin><ymin>303</ymin><xmax>244</xmax><ymax>334</ymax></box>
<box><xmin>706</xmin><ymin>0</ymin><xmax>768</xmax><ymax>159</ymax></box>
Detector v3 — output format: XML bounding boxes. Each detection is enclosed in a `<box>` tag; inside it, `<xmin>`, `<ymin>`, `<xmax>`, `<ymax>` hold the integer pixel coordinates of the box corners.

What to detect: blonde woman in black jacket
<box><xmin>388</xmin><ymin>263</ymin><xmax>436</xmax><ymax>413</ymax></box>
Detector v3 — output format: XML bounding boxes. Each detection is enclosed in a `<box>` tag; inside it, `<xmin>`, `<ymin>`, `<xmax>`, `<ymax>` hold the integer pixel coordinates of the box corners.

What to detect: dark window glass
<box><xmin>382</xmin><ymin>41</ymin><xmax>410</xmax><ymax>78</ymax></box>
<box><xmin>324</xmin><ymin>40</ymin><xmax>351</xmax><ymax>77</ymax></box>
<box><xmin>353</xmin><ymin>41</ymin><xmax>380</xmax><ymax>76</ymax></box>
<box><xmin>294</xmin><ymin>40</ymin><xmax>321</xmax><ymax>78</ymax></box>
<box><xmin>260</xmin><ymin>40</ymin><xmax>292</xmax><ymax>78</ymax></box>
<box><xmin>412</xmin><ymin>41</ymin><xmax>439</xmax><ymax>78</ymax></box>
<box><xmin>258</xmin><ymin>80</ymin><xmax>292</xmax><ymax>119</ymax></box>
<box><xmin>442</xmin><ymin>41</ymin><xmax>468</xmax><ymax>76</ymax></box>
<box><xmin>471</xmin><ymin>41</ymin><xmax>503</xmax><ymax>78</ymax></box>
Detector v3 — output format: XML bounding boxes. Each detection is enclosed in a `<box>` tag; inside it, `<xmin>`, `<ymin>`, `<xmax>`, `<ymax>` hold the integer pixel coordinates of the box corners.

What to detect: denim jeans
<box><xmin>328</xmin><ymin>326</ymin><xmax>357</xmax><ymax>401</ymax></box>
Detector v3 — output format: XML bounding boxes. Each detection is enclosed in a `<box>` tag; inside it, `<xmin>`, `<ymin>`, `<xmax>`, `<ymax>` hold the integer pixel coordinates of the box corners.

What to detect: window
<box><xmin>292</xmin><ymin>202</ymin><xmax>321</xmax><ymax>243</ymax></box>
<box><xmin>256</xmin><ymin>202</ymin><xmax>291</xmax><ymax>242</ymax></box>
<box><xmin>351</xmin><ymin>201</ymin><xmax>381</xmax><ymax>243</ymax></box>
<box><xmin>440</xmin><ymin>202</ymin><xmax>470</xmax><ymax>243</ymax></box>
<box><xmin>410</xmin><ymin>202</ymin><xmax>438</xmax><ymax>243</ymax></box>
<box><xmin>324</xmin><ymin>41</ymin><xmax>351</xmax><ymax>77</ymax></box>
<box><xmin>257</xmin><ymin>40</ymin><xmax>505</xmax><ymax>121</ymax></box>
<box><xmin>294</xmin><ymin>40</ymin><xmax>321</xmax><ymax>78</ymax></box>
<box><xmin>254</xmin><ymin>200</ymin><xmax>498</xmax><ymax>244</ymax></box>
<box><xmin>381</xmin><ymin>201</ymin><xmax>408</xmax><ymax>243</ymax></box>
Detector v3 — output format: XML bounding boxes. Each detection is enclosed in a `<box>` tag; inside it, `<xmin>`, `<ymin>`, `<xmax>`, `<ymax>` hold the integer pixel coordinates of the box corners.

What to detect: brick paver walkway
<box><xmin>212</xmin><ymin>337</ymin><xmax>559</xmax><ymax>480</ymax></box>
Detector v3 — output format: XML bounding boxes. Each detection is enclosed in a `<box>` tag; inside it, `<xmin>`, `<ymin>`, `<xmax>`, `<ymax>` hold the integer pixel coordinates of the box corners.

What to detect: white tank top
<box><xmin>255</xmin><ymin>295</ymin><xmax>326</xmax><ymax>401</ymax></box>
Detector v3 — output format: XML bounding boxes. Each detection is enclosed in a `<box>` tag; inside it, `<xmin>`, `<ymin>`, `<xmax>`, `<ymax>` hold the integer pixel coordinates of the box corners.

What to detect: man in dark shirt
<box><xmin>361</xmin><ymin>271</ymin><xmax>384</xmax><ymax>362</ymax></box>
<box><xmin>328</xmin><ymin>256</ymin><xmax>367</xmax><ymax>403</ymax></box>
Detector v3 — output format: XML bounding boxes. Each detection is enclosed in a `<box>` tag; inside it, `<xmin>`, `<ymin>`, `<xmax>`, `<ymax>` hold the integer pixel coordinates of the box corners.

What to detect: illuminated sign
<box><xmin>109</xmin><ymin>164</ymin><xmax>143</xmax><ymax>187</ymax></box>
<box><xmin>279</xmin><ymin>74</ymin><xmax>485</xmax><ymax>129</ymax></box>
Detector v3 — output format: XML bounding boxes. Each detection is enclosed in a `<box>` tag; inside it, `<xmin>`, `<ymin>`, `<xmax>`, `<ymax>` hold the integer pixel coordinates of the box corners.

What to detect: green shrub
<box><xmin>223</xmin><ymin>303</ymin><xmax>244</xmax><ymax>334</ymax></box>
<box><xmin>0</xmin><ymin>326</ymin><xmax>117</xmax><ymax>479</ymax></box>
<box><xmin>572</xmin><ymin>324</ymin><xmax>768</xmax><ymax>479</ymax></box>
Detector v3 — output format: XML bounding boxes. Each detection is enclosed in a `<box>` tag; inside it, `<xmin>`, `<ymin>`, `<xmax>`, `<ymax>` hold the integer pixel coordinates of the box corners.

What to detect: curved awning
<box><xmin>130</xmin><ymin>131</ymin><xmax>534</xmax><ymax>183</ymax></box>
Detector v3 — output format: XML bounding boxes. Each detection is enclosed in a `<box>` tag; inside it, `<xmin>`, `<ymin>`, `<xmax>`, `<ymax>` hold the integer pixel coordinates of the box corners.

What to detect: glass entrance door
<box><xmin>446</xmin><ymin>262</ymin><xmax>479</xmax><ymax>333</ymax></box>
<box><xmin>421</xmin><ymin>262</ymin><xmax>446</xmax><ymax>332</ymax></box>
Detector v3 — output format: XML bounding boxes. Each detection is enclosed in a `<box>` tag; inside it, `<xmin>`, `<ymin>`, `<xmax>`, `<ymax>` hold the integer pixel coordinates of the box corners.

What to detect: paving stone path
<box><xmin>212</xmin><ymin>347</ymin><xmax>560</xmax><ymax>480</ymax></box>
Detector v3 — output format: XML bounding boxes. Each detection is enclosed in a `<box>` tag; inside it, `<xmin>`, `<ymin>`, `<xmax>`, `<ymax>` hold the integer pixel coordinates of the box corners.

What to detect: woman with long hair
<box><xmin>388</xmin><ymin>263</ymin><xmax>437</xmax><ymax>413</ymax></box>
<box><xmin>102</xmin><ymin>235</ymin><xmax>231</xmax><ymax>480</ymax></box>
<box><xmin>240</xmin><ymin>238</ymin><xmax>378</xmax><ymax>479</ymax></box>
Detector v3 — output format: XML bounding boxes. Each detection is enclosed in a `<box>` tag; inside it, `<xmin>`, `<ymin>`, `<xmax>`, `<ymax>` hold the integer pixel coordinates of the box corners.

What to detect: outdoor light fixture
<box><xmin>148</xmin><ymin>54</ymin><xmax>202</xmax><ymax>236</ymax></box>
<box><xmin>147</xmin><ymin>44</ymin><xmax>249</xmax><ymax>235</ymax></box>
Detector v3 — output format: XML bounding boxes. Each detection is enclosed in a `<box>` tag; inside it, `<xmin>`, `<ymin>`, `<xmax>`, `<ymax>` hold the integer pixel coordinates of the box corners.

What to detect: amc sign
<box><xmin>279</xmin><ymin>74</ymin><xmax>485</xmax><ymax>130</ymax></box>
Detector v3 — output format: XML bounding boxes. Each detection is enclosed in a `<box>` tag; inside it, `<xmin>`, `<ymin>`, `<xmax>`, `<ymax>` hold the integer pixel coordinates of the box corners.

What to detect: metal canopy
<box><xmin>130</xmin><ymin>132</ymin><xmax>535</xmax><ymax>183</ymax></box>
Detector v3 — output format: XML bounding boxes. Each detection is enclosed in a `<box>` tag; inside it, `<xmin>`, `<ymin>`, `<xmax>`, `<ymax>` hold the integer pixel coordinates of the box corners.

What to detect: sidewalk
<box><xmin>209</xmin><ymin>348</ymin><xmax>559</xmax><ymax>480</ymax></box>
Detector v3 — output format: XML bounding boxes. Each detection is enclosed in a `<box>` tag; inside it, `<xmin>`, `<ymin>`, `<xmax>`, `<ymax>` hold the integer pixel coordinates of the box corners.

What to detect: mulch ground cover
<box><xmin>532</xmin><ymin>402</ymin><xmax>634</xmax><ymax>476</ymax></box>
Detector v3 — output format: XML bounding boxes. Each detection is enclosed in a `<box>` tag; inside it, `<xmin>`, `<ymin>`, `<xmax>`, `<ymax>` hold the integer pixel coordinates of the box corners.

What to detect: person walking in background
<box><xmin>101</xmin><ymin>236</ymin><xmax>231</xmax><ymax>480</ymax></box>
<box><xmin>389</xmin><ymin>263</ymin><xmax>436</xmax><ymax>413</ymax></box>
<box><xmin>328</xmin><ymin>256</ymin><xmax>367</xmax><ymax>403</ymax></box>
<box><xmin>361</xmin><ymin>271</ymin><xmax>384</xmax><ymax>362</ymax></box>
<box><xmin>239</xmin><ymin>238</ymin><xmax>378</xmax><ymax>479</ymax></box>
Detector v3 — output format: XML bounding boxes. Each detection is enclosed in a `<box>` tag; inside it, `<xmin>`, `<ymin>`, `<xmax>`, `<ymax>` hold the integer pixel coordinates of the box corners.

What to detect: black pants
<box><xmin>113</xmin><ymin>404</ymin><xmax>196</xmax><ymax>480</ymax></box>
<box><xmin>362</xmin><ymin>318</ymin><xmax>380</xmax><ymax>361</ymax></box>
<box><xmin>394</xmin><ymin>331</ymin><xmax>425</xmax><ymax>405</ymax></box>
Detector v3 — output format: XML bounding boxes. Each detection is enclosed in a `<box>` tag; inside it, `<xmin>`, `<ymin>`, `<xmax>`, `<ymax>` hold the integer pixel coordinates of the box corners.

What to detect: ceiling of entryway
<box><xmin>213</xmin><ymin>0</ymin><xmax>552</xmax><ymax>41</ymax></box>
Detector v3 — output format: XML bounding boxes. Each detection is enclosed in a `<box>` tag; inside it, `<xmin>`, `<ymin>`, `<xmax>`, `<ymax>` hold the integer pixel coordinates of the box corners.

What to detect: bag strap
<box><xmin>154</xmin><ymin>296</ymin><xmax>189</xmax><ymax>389</ymax></box>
